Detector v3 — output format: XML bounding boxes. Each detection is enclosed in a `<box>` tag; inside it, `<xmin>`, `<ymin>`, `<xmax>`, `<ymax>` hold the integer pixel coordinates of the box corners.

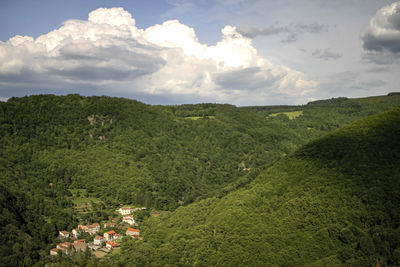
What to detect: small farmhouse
<box><xmin>126</xmin><ymin>228</ymin><xmax>140</xmax><ymax>238</ymax></box>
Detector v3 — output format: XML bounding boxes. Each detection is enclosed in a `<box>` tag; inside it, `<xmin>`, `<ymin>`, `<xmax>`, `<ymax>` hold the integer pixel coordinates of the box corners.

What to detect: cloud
<box><xmin>361</xmin><ymin>1</ymin><xmax>400</xmax><ymax>53</ymax></box>
<box><xmin>237</xmin><ymin>25</ymin><xmax>290</xmax><ymax>38</ymax></box>
<box><xmin>237</xmin><ymin>22</ymin><xmax>328</xmax><ymax>42</ymax></box>
<box><xmin>359</xmin><ymin>79</ymin><xmax>386</xmax><ymax>87</ymax></box>
<box><xmin>365</xmin><ymin>65</ymin><xmax>391</xmax><ymax>72</ymax></box>
<box><xmin>311</xmin><ymin>48</ymin><xmax>342</xmax><ymax>60</ymax></box>
<box><xmin>296</xmin><ymin>22</ymin><xmax>329</xmax><ymax>33</ymax></box>
<box><xmin>0</xmin><ymin>7</ymin><xmax>317</xmax><ymax>105</ymax></box>
<box><xmin>361</xmin><ymin>50</ymin><xmax>400</xmax><ymax>65</ymax></box>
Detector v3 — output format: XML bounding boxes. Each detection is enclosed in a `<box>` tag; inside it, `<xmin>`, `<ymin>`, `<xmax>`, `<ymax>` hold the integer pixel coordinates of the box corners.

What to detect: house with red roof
<box><xmin>58</xmin><ymin>230</ymin><xmax>70</xmax><ymax>239</ymax></box>
<box><xmin>106</xmin><ymin>241</ymin><xmax>120</xmax><ymax>249</ymax></box>
<box><xmin>86</xmin><ymin>223</ymin><xmax>100</xmax><ymax>235</ymax></box>
<box><xmin>126</xmin><ymin>228</ymin><xmax>140</xmax><ymax>238</ymax></box>
<box><xmin>56</xmin><ymin>242</ymin><xmax>72</xmax><ymax>254</ymax></box>
<box><xmin>104</xmin><ymin>230</ymin><xmax>116</xmax><ymax>241</ymax></box>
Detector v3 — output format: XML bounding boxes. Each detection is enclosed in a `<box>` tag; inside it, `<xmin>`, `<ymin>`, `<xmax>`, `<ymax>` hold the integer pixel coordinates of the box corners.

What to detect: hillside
<box><xmin>110</xmin><ymin>107</ymin><xmax>400</xmax><ymax>266</ymax></box>
<box><xmin>0</xmin><ymin>94</ymin><xmax>399</xmax><ymax>265</ymax></box>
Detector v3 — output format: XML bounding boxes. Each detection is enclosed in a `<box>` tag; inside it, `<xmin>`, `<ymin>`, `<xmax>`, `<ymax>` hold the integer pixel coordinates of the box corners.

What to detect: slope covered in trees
<box><xmin>110</xmin><ymin>107</ymin><xmax>400</xmax><ymax>266</ymax></box>
<box><xmin>0</xmin><ymin>94</ymin><xmax>399</xmax><ymax>265</ymax></box>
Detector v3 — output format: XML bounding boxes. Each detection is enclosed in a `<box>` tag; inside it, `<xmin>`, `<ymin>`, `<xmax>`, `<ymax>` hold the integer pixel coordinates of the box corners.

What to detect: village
<box><xmin>50</xmin><ymin>206</ymin><xmax>146</xmax><ymax>258</ymax></box>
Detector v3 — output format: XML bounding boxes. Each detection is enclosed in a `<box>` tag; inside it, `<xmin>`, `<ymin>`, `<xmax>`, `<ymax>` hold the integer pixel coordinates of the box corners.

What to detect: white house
<box><xmin>72</xmin><ymin>229</ymin><xmax>80</xmax><ymax>239</ymax></box>
<box><xmin>94</xmin><ymin>235</ymin><xmax>104</xmax><ymax>246</ymax></box>
<box><xmin>118</xmin><ymin>207</ymin><xmax>132</xmax><ymax>215</ymax></box>
<box><xmin>122</xmin><ymin>215</ymin><xmax>135</xmax><ymax>225</ymax></box>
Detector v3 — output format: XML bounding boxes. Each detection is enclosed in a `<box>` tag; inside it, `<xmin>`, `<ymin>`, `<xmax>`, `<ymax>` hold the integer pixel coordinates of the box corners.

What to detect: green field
<box><xmin>183</xmin><ymin>115</ymin><xmax>216</xmax><ymax>120</ymax></box>
<box><xmin>268</xmin><ymin>110</ymin><xmax>303</xmax><ymax>120</ymax></box>
<box><xmin>69</xmin><ymin>189</ymin><xmax>102</xmax><ymax>205</ymax></box>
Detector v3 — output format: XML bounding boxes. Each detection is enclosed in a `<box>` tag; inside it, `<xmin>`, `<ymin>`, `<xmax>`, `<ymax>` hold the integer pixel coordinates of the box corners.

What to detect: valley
<box><xmin>0</xmin><ymin>94</ymin><xmax>399</xmax><ymax>266</ymax></box>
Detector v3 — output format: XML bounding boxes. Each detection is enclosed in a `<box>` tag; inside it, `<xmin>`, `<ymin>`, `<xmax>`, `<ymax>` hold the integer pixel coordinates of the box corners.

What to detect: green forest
<box><xmin>0</xmin><ymin>94</ymin><xmax>399</xmax><ymax>266</ymax></box>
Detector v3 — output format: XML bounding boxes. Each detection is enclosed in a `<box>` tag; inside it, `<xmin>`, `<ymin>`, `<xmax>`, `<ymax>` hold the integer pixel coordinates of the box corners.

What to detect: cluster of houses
<box><xmin>118</xmin><ymin>206</ymin><xmax>145</xmax><ymax>225</ymax></box>
<box><xmin>50</xmin><ymin>206</ymin><xmax>144</xmax><ymax>256</ymax></box>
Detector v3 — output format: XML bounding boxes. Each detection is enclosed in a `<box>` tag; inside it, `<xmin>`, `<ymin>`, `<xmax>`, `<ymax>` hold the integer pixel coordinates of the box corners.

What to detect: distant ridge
<box><xmin>388</xmin><ymin>92</ymin><xmax>400</xmax><ymax>96</ymax></box>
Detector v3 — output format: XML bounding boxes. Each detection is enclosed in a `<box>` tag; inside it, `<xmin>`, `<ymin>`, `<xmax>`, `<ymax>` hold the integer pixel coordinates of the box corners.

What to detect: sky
<box><xmin>1</xmin><ymin>0</ymin><xmax>400</xmax><ymax>106</ymax></box>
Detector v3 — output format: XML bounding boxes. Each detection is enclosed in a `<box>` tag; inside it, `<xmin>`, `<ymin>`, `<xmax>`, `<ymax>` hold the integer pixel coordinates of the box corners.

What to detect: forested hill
<box><xmin>0</xmin><ymin>94</ymin><xmax>399</xmax><ymax>265</ymax></box>
<box><xmin>110</xmin><ymin>107</ymin><xmax>400</xmax><ymax>266</ymax></box>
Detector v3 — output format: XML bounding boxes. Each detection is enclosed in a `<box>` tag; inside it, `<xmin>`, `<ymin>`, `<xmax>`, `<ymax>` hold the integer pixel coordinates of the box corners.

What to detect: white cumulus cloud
<box><xmin>0</xmin><ymin>7</ymin><xmax>317</xmax><ymax>105</ymax></box>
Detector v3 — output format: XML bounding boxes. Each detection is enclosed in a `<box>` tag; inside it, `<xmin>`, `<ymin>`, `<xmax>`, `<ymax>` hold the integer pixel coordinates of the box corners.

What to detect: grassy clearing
<box><xmin>268</xmin><ymin>111</ymin><xmax>303</xmax><ymax>120</ymax></box>
<box><xmin>183</xmin><ymin>116</ymin><xmax>216</xmax><ymax>120</ymax></box>
<box><xmin>93</xmin><ymin>251</ymin><xmax>108</xmax><ymax>258</ymax></box>
<box><xmin>71</xmin><ymin>196</ymin><xmax>101</xmax><ymax>205</ymax></box>
<box><xmin>68</xmin><ymin>189</ymin><xmax>102</xmax><ymax>214</ymax></box>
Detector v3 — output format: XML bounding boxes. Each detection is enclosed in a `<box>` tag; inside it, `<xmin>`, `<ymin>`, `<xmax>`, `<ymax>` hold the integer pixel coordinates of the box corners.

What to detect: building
<box><xmin>106</xmin><ymin>241</ymin><xmax>120</xmax><ymax>249</ymax></box>
<box><xmin>94</xmin><ymin>235</ymin><xmax>104</xmax><ymax>246</ymax></box>
<box><xmin>57</xmin><ymin>242</ymin><xmax>72</xmax><ymax>255</ymax></box>
<box><xmin>104</xmin><ymin>230</ymin><xmax>116</xmax><ymax>241</ymax></box>
<box><xmin>103</xmin><ymin>222</ymin><xmax>115</xmax><ymax>228</ymax></box>
<box><xmin>50</xmin><ymin>248</ymin><xmax>60</xmax><ymax>256</ymax></box>
<box><xmin>71</xmin><ymin>229</ymin><xmax>80</xmax><ymax>239</ymax></box>
<box><xmin>86</xmin><ymin>223</ymin><xmax>100</xmax><ymax>235</ymax></box>
<box><xmin>122</xmin><ymin>215</ymin><xmax>135</xmax><ymax>225</ymax></box>
<box><xmin>78</xmin><ymin>225</ymin><xmax>88</xmax><ymax>231</ymax></box>
<box><xmin>118</xmin><ymin>207</ymin><xmax>132</xmax><ymax>215</ymax></box>
<box><xmin>73</xmin><ymin>240</ymin><xmax>88</xmax><ymax>252</ymax></box>
<box><xmin>126</xmin><ymin>228</ymin><xmax>140</xmax><ymax>238</ymax></box>
<box><xmin>58</xmin><ymin>230</ymin><xmax>70</xmax><ymax>239</ymax></box>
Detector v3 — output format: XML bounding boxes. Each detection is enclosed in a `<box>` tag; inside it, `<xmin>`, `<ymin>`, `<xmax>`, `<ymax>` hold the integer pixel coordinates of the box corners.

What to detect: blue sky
<box><xmin>0</xmin><ymin>1</ymin><xmax>171</xmax><ymax>40</ymax></box>
<box><xmin>1</xmin><ymin>0</ymin><xmax>400</xmax><ymax>105</ymax></box>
